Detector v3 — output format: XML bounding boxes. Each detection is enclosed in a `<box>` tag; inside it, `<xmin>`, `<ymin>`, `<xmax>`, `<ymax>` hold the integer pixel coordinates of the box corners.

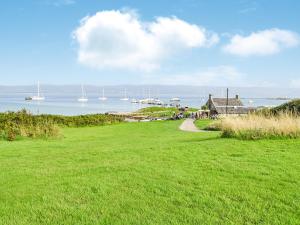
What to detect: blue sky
<box><xmin>0</xmin><ymin>0</ymin><xmax>300</xmax><ymax>87</ymax></box>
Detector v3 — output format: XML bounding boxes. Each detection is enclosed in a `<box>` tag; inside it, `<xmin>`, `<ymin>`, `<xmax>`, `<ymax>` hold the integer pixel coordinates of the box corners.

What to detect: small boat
<box><xmin>153</xmin><ymin>98</ymin><xmax>164</xmax><ymax>105</ymax></box>
<box><xmin>131</xmin><ymin>99</ymin><xmax>139</xmax><ymax>103</ymax></box>
<box><xmin>139</xmin><ymin>98</ymin><xmax>154</xmax><ymax>104</ymax></box>
<box><xmin>28</xmin><ymin>81</ymin><xmax>45</xmax><ymax>101</ymax></box>
<box><xmin>25</xmin><ymin>97</ymin><xmax>32</xmax><ymax>101</ymax></box>
<box><xmin>170</xmin><ymin>97</ymin><xmax>180</xmax><ymax>107</ymax></box>
<box><xmin>98</xmin><ymin>88</ymin><xmax>107</xmax><ymax>101</ymax></box>
<box><xmin>78</xmin><ymin>85</ymin><xmax>88</xmax><ymax>102</ymax></box>
<box><xmin>170</xmin><ymin>97</ymin><xmax>180</xmax><ymax>102</ymax></box>
<box><xmin>120</xmin><ymin>89</ymin><xmax>129</xmax><ymax>101</ymax></box>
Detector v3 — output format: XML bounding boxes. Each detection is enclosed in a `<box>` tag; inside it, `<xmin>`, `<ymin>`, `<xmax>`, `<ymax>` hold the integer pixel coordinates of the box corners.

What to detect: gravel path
<box><xmin>179</xmin><ymin>118</ymin><xmax>200</xmax><ymax>132</ymax></box>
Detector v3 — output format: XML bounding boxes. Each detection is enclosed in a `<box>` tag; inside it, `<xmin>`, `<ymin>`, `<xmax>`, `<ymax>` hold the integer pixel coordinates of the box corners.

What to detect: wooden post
<box><xmin>226</xmin><ymin>88</ymin><xmax>229</xmax><ymax>116</ymax></box>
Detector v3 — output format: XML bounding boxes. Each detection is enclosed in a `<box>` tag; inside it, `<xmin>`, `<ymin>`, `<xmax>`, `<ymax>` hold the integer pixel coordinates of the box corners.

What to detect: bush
<box><xmin>35</xmin><ymin>114</ymin><xmax>124</xmax><ymax>127</ymax></box>
<box><xmin>201</xmin><ymin>105</ymin><xmax>208</xmax><ymax>110</ymax></box>
<box><xmin>255</xmin><ymin>99</ymin><xmax>300</xmax><ymax>116</ymax></box>
<box><xmin>0</xmin><ymin>110</ymin><xmax>61</xmax><ymax>141</ymax></box>
<box><xmin>0</xmin><ymin>110</ymin><xmax>124</xmax><ymax>141</ymax></box>
<box><xmin>215</xmin><ymin>114</ymin><xmax>300</xmax><ymax>140</ymax></box>
<box><xmin>271</xmin><ymin>99</ymin><xmax>300</xmax><ymax>115</ymax></box>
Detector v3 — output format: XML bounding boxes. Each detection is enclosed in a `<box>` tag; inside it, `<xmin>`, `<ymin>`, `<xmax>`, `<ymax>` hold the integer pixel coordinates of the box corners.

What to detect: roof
<box><xmin>212</xmin><ymin>98</ymin><xmax>244</xmax><ymax>107</ymax></box>
<box><xmin>214</xmin><ymin>106</ymin><xmax>251</xmax><ymax>114</ymax></box>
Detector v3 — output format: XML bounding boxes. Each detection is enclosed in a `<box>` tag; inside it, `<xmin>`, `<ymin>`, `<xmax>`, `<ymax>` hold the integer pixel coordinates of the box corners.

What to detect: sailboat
<box><xmin>98</xmin><ymin>88</ymin><xmax>107</xmax><ymax>101</ymax></box>
<box><xmin>139</xmin><ymin>88</ymin><xmax>155</xmax><ymax>104</ymax></box>
<box><xmin>30</xmin><ymin>81</ymin><xmax>45</xmax><ymax>101</ymax></box>
<box><xmin>78</xmin><ymin>85</ymin><xmax>88</xmax><ymax>102</ymax></box>
<box><xmin>120</xmin><ymin>89</ymin><xmax>129</xmax><ymax>101</ymax></box>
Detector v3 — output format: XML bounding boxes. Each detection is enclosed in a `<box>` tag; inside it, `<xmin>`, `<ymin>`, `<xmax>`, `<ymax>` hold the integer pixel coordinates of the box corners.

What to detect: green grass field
<box><xmin>1</xmin><ymin>120</ymin><xmax>300</xmax><ymax>224</ymax></box>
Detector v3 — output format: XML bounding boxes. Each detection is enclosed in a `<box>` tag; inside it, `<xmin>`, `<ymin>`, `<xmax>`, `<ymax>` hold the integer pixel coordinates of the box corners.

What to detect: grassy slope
<box><xmin>135</xmin><ymin>107</ymin><xmax>179</xmax><ymax>118</ymax></box>
<box><xmin>0</xmin><ymin>121</ymin><xmax>300</xmax><ymax>225</ymax></box>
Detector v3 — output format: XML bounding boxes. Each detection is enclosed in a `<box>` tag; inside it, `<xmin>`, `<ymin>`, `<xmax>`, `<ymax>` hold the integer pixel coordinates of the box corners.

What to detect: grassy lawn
<box><xmin>1</xmin><ymin>120</ymin><xmax>300</xmax><ymax>224</ymax></box>
<box><xmin>194</xmin><ymin>119</ymin><xmax>213</xmax><ymax>129</ymax></box>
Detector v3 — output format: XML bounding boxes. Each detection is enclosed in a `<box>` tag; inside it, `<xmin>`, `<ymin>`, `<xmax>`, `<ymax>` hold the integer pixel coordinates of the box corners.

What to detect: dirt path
<box><xmin>179</xmin><ymin>119</ymin><xmax>200</xmax><ymax>132</ymax></box>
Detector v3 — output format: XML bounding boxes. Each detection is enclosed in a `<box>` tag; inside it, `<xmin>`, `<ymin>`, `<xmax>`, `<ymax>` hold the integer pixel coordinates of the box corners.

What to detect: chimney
<box><xmin>208</xmin><ymin>94</ymin><xmax>212</xmax><ymax>110</ymax></box>
<box><xmin>235</xmin><ymin>94</ymin><xmax>239</xmax><ymax>99</ymax></box>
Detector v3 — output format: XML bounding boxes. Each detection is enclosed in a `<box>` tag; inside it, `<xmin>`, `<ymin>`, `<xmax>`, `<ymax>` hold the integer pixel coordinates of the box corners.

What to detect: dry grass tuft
<box><xmin>215</xmin><ymin>114</ymin><xmax>300</xmax><ymax>140</ymax></box>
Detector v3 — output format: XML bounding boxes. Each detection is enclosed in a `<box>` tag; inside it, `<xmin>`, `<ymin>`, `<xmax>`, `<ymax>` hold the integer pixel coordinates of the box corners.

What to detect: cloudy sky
<box><xmin>1</xmin><ymin>0</ymin><xmax>300</xmax><ymax>87</ymax></box>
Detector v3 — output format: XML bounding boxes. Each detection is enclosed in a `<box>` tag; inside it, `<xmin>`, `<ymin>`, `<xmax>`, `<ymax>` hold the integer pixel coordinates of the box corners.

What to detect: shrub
<box><xmin>0</xmin><ymin>110</ymin><xmax>124</xmax><ymax>141</ymax></box>
<box><xmin>35</xmin><ymin>113</ymin><xmax>124</xmax><ymax>127</ymax></box>
<box><xmin>201</xmin><ymin>105</ymin><xmax>208</xmax><ymax>110</ymax></box>
<box><xmin>255</xmin><ymin>99</ymin><xmax>300</xmax><ymax>116</ymax></box>
<box><xmin>215</xmin><ymin>114</ymin><xmax>300</xmax><ymax>140</ymax></box>
<box><xmin>0</xmin><ymin>110</ymin><xmax>61</xmax><ymax>141</ymax></box>
<box><xmin>271</xmin><ymin>99</ymin><xmax>300</xmax><ymax>115</ymax></box>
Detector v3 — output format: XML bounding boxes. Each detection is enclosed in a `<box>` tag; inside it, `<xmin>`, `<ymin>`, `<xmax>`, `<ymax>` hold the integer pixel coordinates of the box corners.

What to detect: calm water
<box><xmin>0</xmin><ymin>92</ymin><xmax>289</xmax><ymax>115</ymax></box>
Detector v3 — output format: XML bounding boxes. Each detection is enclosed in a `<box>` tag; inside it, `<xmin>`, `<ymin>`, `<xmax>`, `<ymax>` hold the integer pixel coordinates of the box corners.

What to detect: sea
<box><xmin>0</xmin><ymin>85</ymin><xmax>298</xmax><ymax>115</ymax></box>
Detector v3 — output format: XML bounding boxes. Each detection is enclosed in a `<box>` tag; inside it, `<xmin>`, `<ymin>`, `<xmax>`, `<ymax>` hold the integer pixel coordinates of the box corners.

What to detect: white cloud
<box><xmin>155</xmin><ymin>66</ymin><xmax>246</xmax><ymax>86</ymax></box>
<box><xmin>223</xmin><ymin>28</ymin><xmax>299</xmax><ymax>56</ymax></box>
<box><xmin>73</xmin><ymin>10</ymin><xmax>219</xmax><ymax>71</ymax></box>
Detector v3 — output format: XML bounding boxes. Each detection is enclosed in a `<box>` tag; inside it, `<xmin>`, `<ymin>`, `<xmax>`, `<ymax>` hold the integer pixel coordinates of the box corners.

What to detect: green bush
<box><xmin>256</xmin><ymin>99</ymin><xmax>300</xmax><ymax>116</ymax></box>
<box><xmin>271</xmin><ymin>99</ymin><xmax>300</xmax><ymax>115</ymax></box>
<box><xmin>0</xmin><ymin>110</ymin><xmax>124</xmax><ymax>141</ymax></box>
<box><xmin>0</xmin><ymin>110</ymin><xmax>61</xmax><ymax>141</ymax></box>
<box><xmin>36</xmin><ymin>113</ymin><xmax>124</xmax><ymax>127</ymax></box>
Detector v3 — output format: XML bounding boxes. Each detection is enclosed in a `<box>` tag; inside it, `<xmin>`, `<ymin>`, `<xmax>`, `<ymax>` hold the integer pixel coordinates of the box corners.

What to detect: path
<box><xmin>179</xmin><ymin>118</ymin><xmax>200</xmax><ymax>132</ymax></box>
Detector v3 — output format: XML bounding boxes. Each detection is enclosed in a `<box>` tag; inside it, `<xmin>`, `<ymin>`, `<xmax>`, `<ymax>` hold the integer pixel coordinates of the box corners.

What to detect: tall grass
<box><xmin>216</xmin><ymin>114</ymin><xmax>300</xmax><ymax>140</ymax></box>
<box><xmin>0</xmin><ymin>110</ymin><xmax>60</xmax><ymax>141</ymax></box>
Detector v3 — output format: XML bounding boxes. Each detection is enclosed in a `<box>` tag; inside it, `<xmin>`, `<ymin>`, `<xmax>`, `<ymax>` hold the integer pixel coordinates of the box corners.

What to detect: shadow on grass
<box><xmin>180</xmin><ymin>135</ymin><xmax>221</xmax><ymax>143</ymax></box>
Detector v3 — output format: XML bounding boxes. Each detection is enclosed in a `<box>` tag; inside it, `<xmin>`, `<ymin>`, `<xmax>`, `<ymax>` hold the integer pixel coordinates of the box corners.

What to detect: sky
<box><xmin>0</xmin><ymin>0</ymin><xmax>300</xmax><ymax>87</ymax></box>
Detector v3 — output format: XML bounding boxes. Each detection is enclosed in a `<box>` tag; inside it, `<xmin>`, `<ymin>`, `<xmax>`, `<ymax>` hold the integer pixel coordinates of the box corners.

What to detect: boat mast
<box><xmin>81</xmin><ymin>84</ymin><xmax>84</xmax><ymax>98</ymax></box>
<box><xmin>37</xmin><ymin>81</ymin><xmax>40</xmax><ymax>97</ymax></box>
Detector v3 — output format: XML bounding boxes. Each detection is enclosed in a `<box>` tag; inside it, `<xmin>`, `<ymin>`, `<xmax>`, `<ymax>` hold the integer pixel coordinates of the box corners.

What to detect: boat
<box><xmin>98</xmin><ymin>88</ymin><xmax>107</xmax><ymax>101</ymax></box>
<box><xmin>25</xmin><ymin>97</ymin><xmax>32</xmax><ymax>101</ymax></box>
<box><xmin>78</xmin><ymin>85</ymin><xmax>88</xmax><ymax>102</ymax></box>
<box><xmin>170</xmin><ymin>97</ymin><xmax>180</xmax><ymax>107</ymax></box>
<box><xmin>170</xmin><ymin>97</ymin><xmax>180</xmax><ymax>102</ymax></box>
<box><xmin>28</xmin><ymin>81</ymin><xmax>45</xmax><ymax>101</ymax></box>
<box><xmin>153</xmin><ymin>98</ymin><xmax>164</xmax><ymax>105</ymax></box>
<box><xmin>138</xmin><ymin>98</ymin><xmax>163</xmax><ymax>105</ymax></box>
<box><xmin>139</xmin><ymin>98</ymin><xmax>154</xmax><ymax>104</ymax></box>
<box><xmin>120</xmin><ymin>89</ymin><xmax>129</xmax><ymax>101</ymax></box>
<box><xmin>131</xmin><ymin>99</ymin><xmax>139</xmax><ymax>103</ymax></box>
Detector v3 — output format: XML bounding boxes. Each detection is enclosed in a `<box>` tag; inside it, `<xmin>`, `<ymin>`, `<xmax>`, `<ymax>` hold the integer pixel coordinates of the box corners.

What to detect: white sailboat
<box><xmin>31</xmin><ymin>81</ymin><xmax>45</xmax><ymax>101</ymax></box>
<box><xmin>98</xmin><ymin>88</ymin><xmax>107</xmax><ymax>101</ymax></box>
<box><xmin>139</xmin><ymin>88</ymin><xmax>154</xmax><ymax>104</ymax></box>
<box><xmin>78</xmin><ymin>85</ymin><xmax>88</xmax><ymax>102</ymax></box>
<box><xmin>120</xmin><ymin>89</ymin><xmax>129</xmax><ymax>101</ymax></box>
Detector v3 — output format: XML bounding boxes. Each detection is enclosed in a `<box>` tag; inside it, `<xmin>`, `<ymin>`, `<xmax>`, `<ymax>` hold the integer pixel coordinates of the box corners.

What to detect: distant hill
<box><xmin>272</xmin><ymin>99</ymin><xmax>300</xmax><ymax>114</ymax></box>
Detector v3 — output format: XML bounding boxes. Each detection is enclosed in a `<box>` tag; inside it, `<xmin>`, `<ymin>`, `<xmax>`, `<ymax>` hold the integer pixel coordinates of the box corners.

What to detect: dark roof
<box><xmin>214</xmin><ymin>106</ymin><xmax>251</xmax><ymax>114</ymax></box>
<box><xmin>212</xmin><ymin>98</ymin><xmax>244</xmax><ymax>107</ymax></box>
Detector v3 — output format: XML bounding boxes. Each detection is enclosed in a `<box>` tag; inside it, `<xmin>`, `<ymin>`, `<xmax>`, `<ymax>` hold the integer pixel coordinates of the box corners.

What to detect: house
<box><xmin>205</xmin><ymin>94</ymin><xmax>253</xmax><ymax>117</ymax></box>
